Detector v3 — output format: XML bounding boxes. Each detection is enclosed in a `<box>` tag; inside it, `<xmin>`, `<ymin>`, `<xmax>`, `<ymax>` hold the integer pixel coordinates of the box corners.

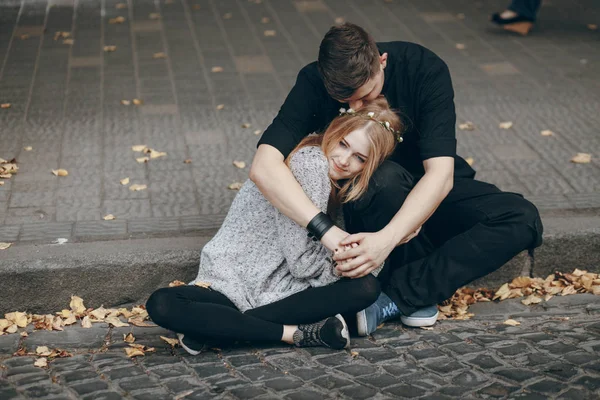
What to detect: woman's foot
<box><xmin>293</xmin><ymin>314</ymin><xmax>350</xmax><ymax>349</ymax></box>
<box><xmin>490</xmin><ymin>10</ymin><xmax>534</xmax><ymax>35</ymax></box>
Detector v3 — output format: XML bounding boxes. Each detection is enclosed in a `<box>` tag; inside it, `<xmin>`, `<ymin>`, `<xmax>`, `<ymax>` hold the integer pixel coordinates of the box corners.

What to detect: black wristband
<box><xmin>306</xmin><ymin>212</ymin><xmax>334</xmax><ymax>241</ymax></box>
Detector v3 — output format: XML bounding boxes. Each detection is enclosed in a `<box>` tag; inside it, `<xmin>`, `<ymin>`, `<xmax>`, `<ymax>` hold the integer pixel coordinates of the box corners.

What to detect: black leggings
<box><xmin>146</xmin><ymin>275</ymin><xmax>380</xmax><ymax>343</ymax></box>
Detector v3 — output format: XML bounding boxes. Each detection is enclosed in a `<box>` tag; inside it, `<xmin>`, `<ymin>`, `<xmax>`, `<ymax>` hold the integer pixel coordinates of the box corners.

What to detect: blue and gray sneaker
<box><xmin>357</xmin><ymin>292</ymin><xmax>402</xmax><ymax>336</ymax></box>
<box><xmin>400</xmin><ymin>305</ymin><xmax>439</xmax><ymax>328</ymax></box>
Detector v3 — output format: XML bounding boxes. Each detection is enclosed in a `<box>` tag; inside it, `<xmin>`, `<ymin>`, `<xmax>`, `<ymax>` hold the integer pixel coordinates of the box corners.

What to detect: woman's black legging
<box><xmin>146</xmin><ymin>275</ymin><xmax>380</xmax><ymax>343</ymax></box>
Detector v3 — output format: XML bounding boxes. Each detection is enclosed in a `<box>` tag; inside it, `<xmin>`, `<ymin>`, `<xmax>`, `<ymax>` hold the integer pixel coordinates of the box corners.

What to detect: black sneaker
<box><xmin>293</xmin><ymin>314</ymin><xmax>350</xmax><ymax>350</ymax></box>
<box><xmin>177</xmin><ymin>333</ymin><xmax>204</xmax><ymax>355</ymax></box>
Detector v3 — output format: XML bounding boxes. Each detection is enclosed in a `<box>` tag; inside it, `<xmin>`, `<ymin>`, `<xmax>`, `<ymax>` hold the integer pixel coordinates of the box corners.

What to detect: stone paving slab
<box><xmin>0</xmin><ymin>0</ymin><xmax>599</xmax><ymax>244</ymax></box>
<box><xmin>2</xmin><ymin>296</ymin><xmax>600</xmax><ymax>399</ymax></box>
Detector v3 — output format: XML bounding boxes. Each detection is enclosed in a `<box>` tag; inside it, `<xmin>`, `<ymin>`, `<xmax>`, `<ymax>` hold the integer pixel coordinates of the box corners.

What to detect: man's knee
<box><xmin>495</xmin><ymin>194</ymin><xmax>544</xmax><ymax>249</ymax></box>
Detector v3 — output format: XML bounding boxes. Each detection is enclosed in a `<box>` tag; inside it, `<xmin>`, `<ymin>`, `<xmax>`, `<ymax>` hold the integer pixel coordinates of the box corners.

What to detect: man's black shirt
<box><xmin>258</xmin><ymin>41</ymin><xmax>475</xmax><ymax>180</ymax></box>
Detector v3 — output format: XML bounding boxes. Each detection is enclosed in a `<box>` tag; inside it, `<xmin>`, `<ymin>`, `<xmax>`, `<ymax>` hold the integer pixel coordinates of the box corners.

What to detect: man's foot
<box><xmin>177</xmin><ymin>333</ymin><xmax>204</xmax><ymax>355</ymax></box>
<box><xmin>293</xmin><ymin>314</ymin><xmax>350</xmax><ymax>349</ymax></box>
<box><xmin>356</xmin><ymin>292</ymin><xmax>402</xmax><ymax>336</ymax></box>
<box><xmin>400</xmin><ymin>305</ymin><xmax>439</xmax><ymax>327</ymax></box>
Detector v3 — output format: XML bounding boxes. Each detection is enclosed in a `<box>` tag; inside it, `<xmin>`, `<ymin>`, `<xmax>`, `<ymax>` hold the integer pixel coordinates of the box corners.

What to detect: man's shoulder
<box><xmin>379</xmin><ymin>41</ymin><xmax>444</xmax><ymax>65</ymax></box>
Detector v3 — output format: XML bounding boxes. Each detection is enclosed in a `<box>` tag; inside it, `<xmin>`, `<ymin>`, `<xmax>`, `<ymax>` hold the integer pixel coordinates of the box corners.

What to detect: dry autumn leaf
<box><xmin>81</xmin><ymin>316</ymin><xmax>92</xmax><ymax>328</ymax></box>
<box><xmin>541</xmin><ymin>130</ymin><xmax>554</xmax><ymax>137</ymax></box>
<box><xmin>136</xmin><ymin>157</ymin><xmax>150</xmax><ymax>163</ymax></box>
<box><xmin>241</xmin><ymin>123</ymin><xmax>251</xmax><ymax>128</ymax></box>
<box><xmin>588</xmin><ymin>24</ymin><xmax>598</xmax><ymax>30</ymax></box>
<box><xmin>223</xmin><ymin>13</ymin><xmax>232</xmax><ymax>19</ymax></box>
<box><xmin>103</xmin><ymin>45</ymin><xmax>117</xmax><ymax>52</ymax></box>
<box><xmin>0</xmin><ymin>242</ymin><xmax>12</xmax><ymax>250</ymax></box>
<box><xmin>131</xmin><ymin>145</ymin><xmax>147</xmax><ymax>152</ymax></box>
<box><xmin>212</xmin><ymin>66</ymin><xmax>223</xmax><ymax>73</ymax></box>
<box><xmin>184</xmin><ymin>159</ymin><xmax>192</xmax><ymax>164</ymax></box>
<box><xmin>109</xmin><ymin>16</ymin><xmax>126</xmax><ymax>24</ymax></box>
<box><xmin>120</xmin><ymin>177</ymin><xmax>130</xmax><ymax>185</ymax></box>
<box><xmin>5</xmin><ymin>324</ymin><xmax>18</xmax><ymax>334</ymax></box>
<box><xmin>116</xmin><ymin>3</ymin><xmax>127</xmax><ymax>9</ymax></box>
<box><xmin>5</xmin><ymin>312</ymin><xmax>28</xmax><ymax>328</ymax></box>
<box><xmin>149</xmin><ymin>13</ymin><xmax>161</xmax><ymax>20</ymax></box>
<box><xmin>70</xmin><ymin>296</ymin><xmax>86</xmax><ymax>315</ymax></box>
<box><xmin>503</xmin><ymin>319</ymin><xmax>520</xmax><ymax>326</ymax></box>
<box><xmin>153</xmin><ymin>52</ymin><xmax>167</xmax><ymax>59</ymax></box>
<box><xmin>228</xmin><ymin>182</ymin><xmax>243</xmax><ymax>190</ymax></box>
<box><xmin>465</xmin><ymin>157</ymin><xmax>474</xmax><ymax>166</ymax></box>
<box><xmin>458</xmin><ymin>122</ymin><xmax>475</xmax><ymax>131</ymax></box>
<box><xmin>455</xmin><ymin>43</ymin><xmax>466</xmax><ymax>50</ymax></box>
<box><xmin>125</xmin><ymin>347</ymin><xmax>145</xmax><ymax>357</ymax></box>
<box><xmin>103</xmin><ymin>214</ymin><xmax>116</xmax><ymax>221</ymax></box>
<box><xmin>216</xmin><ymin>104</ymin><xmax>225</xmax><ymax>110</ymax></box>
<box><xmin>169</xmin><ymin>280</ymin><xmax>186</xmax><ymax>287</ymax></box>
<box><xmin>570</xmin><ymin>153</ymin><xmax>591</xmax><ymax>164</ymax></box>
<box><xmin>254</xmin><ymin>130</ymin><xmax>262</xmax><ymax>135</ymax></box>
<box><xmin>194</xmin><ymin>281</ymin><xmax>211</xmax><ymax>289</ymax></box>
<box><xmin>36</xmin><ymin>346</ymin><xmax>52</xmax><ymax>356</ymax></box>
<box><xmin>233</xmin><ymin>161</ymin><xmax>246</xmax><ymax>169</ymax></box>
<box><xmin>133</xmin><ymin>98</ymin><xmax>143</xmax><ymax>106</ymax></box>
<box><xmin>52</xmin><ymin>169</ymin><xmax>68</xmax><ymax>177</ymax></box>
<box><xmin>129</xmin><ymin>184</ymin><xmax>147</xmax><ymax>192</ymax></box>
<box><xmin>105</xmin><ymin>317</ymin><xmax>129</xmax><ymax>327</ymax></box>
<box><xmin>264</xmin><ymin>30</ymin><xmax>276</xmax><ymax>37</ymax></box>
<box><xmin>350</xmin><ymin>351</ymin><xmax>359</xmax><ymax>358</ymax></box>
<box><xmin>121</xmin><ymin>99</ymin><xmax>131</xmax><ymax>106</ymax></box>
<box><xmin>1</xmin><ymin>103</ymin><xmax>10</xmax><ymax>109</ymax></box>
<box><xmin>34</xmin><ymin>358</ymin><xmax>48</xmax><ymax>368</ymax></box>
<box><xmin>521</xmin><ymin>294</ymin><xmax>542</xmax><ymax>305</ymax></box>
<box><xmin>129</xmin><ymin>318</ymin><xmax>155</xmax><ymax>327</ymax></box>
<box><xmin>148</xmin><ymin>149</ymin><xmax>167</xmax><ymax>159</ymax></box>
<box><xmin>124</xmin><ymin>333</ymin><xmax>136</xmax><ymax>343</ymax></box>
<box><xmin>23</xmin><ymin>146</ymin><xmax>32</xmax><ymax>151</ymax></box>
<box><xmin>261</xmin><ymin>17</ymin><xmax>270</xmax><ymax>23</ymax></box>
<box><xmin>499</xmin><ymin>121</ymin><xmax>513</xmax><ymax>129</ymax></box>
<box><xmin>20</xmin><ymin>331</ymin><xmax>28</xmax><ymax>337</ymax></box>
<box><xmin>509</xmin><ymin>276</ymin><xmax>532</xmax><ymax>288</ymax></box>
<box><xmin>160</xmin><ymin>336</ymin><xmax>179</xmax><ymax>347</ymax></box>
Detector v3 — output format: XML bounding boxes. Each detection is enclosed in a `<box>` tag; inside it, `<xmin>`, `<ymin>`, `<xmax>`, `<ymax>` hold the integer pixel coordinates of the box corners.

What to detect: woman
<box><xmin>146</xmin><ymin>97</ymin><xmax>403</xmax><ymax>354</ymax></box>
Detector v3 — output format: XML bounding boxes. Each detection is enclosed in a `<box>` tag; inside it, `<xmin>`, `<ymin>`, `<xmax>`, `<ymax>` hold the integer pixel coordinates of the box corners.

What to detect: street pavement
<box><xmin>2</xmin><ymin>295</ymin><xmax>600</xmax><ymax>399</ymax></box>
<box><xmin>0</xmin><ymin>0</ymin><xmax>599</xmax><ymax>244</ymax></box>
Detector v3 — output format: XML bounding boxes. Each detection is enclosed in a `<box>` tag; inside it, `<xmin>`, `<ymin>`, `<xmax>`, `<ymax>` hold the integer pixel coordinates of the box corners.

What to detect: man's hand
<box><xmin>333</xmin><ymin>227</ymin><xmax>422</xmax><ymax>278</ymax></box>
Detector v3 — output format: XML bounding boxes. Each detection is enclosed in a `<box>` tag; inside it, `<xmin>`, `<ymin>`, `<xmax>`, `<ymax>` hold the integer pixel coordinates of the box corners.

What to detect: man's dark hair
<box><xmin>318</xmin><ymin>22</ymin><xmax>380</xmax><ymax>101</ymax></box>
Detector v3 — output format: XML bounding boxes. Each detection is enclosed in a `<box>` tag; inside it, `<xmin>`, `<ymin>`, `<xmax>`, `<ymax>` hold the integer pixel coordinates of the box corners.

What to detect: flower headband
<box><xmin>339</xmin><ymin>108</ymin><xmax>403</xmax><ymax>143</ymax></box>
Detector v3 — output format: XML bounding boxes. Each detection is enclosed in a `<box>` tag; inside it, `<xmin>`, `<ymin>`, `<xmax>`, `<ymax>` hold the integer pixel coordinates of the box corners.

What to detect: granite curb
<box><xmin>0</xmin><ymin>212</ymin><xmax>599</xmax><ymax>315</ymax></box>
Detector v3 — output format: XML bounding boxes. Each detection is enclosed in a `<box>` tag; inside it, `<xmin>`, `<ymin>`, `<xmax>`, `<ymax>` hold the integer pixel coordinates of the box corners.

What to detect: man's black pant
<box><xmin>343</xmin><ymin>160</ymin><xmax>544</xmax><ymax>315</ymax></box>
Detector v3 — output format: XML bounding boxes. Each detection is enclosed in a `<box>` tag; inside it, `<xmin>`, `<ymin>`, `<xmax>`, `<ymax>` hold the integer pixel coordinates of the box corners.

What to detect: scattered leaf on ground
<box><xmin>125</xmin><ymin>347</ymin><xmax>145</xmax><ymax>357</ymax></box>
<box><xmin>254</xmin><ymin>130</ymin><xmax>262</xmax><ymax>135</ymax></box>
<box><xmin>541</xmin><ymin>130</ymin><xmax>554</xmax><ymax>137</ymax></box>
<box><xmin>223</xmin><ymin>13</ymin><xmax>232</xmax><ymax>19</ymax></box>
<box><xmin>133</xmin><ymin>98</ymin><xmax>143</xmax><ymax>105</ymax></box>
<box><xmin>6</xmin><ymin>312</ymin><xmax>28</xmax><ymax>328</ymax></box>
<box><xmin>54</xmin><ymin>31</ymin><xmax>71</xmax><ymax>40</ymax></box>
<box><xmin>169</xmin><ymin>280</ymin><xmax>186</xmax><ymax>287</ymax></box>
<box><xmin>233</xmin><ymin>161</ymin><xmax>246</xmax><ymax>169</ymax></box>
<box><xmin>1</xmin><ymin>103</ymin><xmax>10</xmax><ymax>109</ymax></box>
<box><xmin>261</xmin><ymin>17</ymin><xmax>270</xmax><ymax>23</ymax></box>
<box><xmin>20</xmin><ymin>331</ymin><xmax>28</xmax><ymax>337</ymax></box>
<box><xmin>194</xmin><ymin>281</ymin><xmax>212</xmax><ymax>289</ymax></box>
<box><xmin>420</xmin><ymin>326</ymin><xmax>434</xmax><ymax>330</ymax></box>
<box><xmin>103</xmin><ymin>45</ymin><xmax>117</xmax><ymax>52</ymax></box>
<box><xmin>588</xmin><ymin>24</ymin><xmax>598</xmax><ymax>30</ymax></box>
<box><xmin>52</xmin><ymin>169</ymin><xmax>68</xmax><ymax>177</ymax></box>
<box><xmin>24</xmin><ymin>146</ymin><xmax>32</xmax><ymax>151</ymax></box>
<box><xmin>129</xmin><ymin>184</ymin><xmax>147</xmax><ymax>192</ymax></box>
<box><xmin>148</xmin><ymin>149</ymin><xmax>167</xmax><ymax>159</ymax></box>
<box><xmin>465</xmin><ymin>157</ymin><xmax>474</xmax><ymax>166</ymax></box>
<box><xmin>103</xmin><ymin>214</ymin><xmax>116</xmax><ymax>221</ymax></box>
<box><xmin>64</xmin><ymin>314</ymin><xmax>77</xmax><ymax>326</ymax></box>
<box><xmin>6</xmin><ymin>324</ymin><xmax>18</xmax><ymax>334</ymax></box>
<box><xmin>228</xmin><ymin>182</ymin><xmax>243</xmax><ymax>190</ymax></box>
<box><xmin>124</xmin><ymin>333</ymin><xmax>136</xmax><ymax>343</ymax></box>
<box><xmin>90</xmin><ymin>307</ymin><xmax>109</xmax><ymax>320</ymax></box>
<box><xmin>149</xmin><ymin>13</ymin><xmax>161</xmax><ymax>20</ymax></box>
<box><xmin>81</xmin><ymin>316</ymin><xmax>92</xmax><ymax>328</ymax></box>
<box><xmin>34</xmin><ymin>358</ymin><xmax>48</xmax><ymax>368</ymax></box>
<box><xmin>36</xmin><ymin>346</ymin><xmax>52</xmax><ymax>356</ymax></box>
<box><xmin>160</xmin><ymin>336</ymin><xmax>179</xmax><ymax>347</ymax></box>
<box><xmin>458</xmin><ymin>122</ymin><xmax>475</xmax><ymax>131</ymax></box>
<box><xmin>521</xmin><ymin>294</ymin><xmax>542</xmax><ymax>305</ymax></box>
<box><xmin>350</xmin><ymin>351</ymin><xmax>359</xmax><ymax>358</ymax></box>
<box><xmin>503</xmin><ymin>319</ymin><xmax>520</xmax><ymax>326</ymax></box>
<box><xmin>455</xmin><ymin>43</ymin><xmax>466</xmax><ymax>50</ymax></box>
<box><xmin>211</xmin><ymin>66</ymin><xmax>223</xmax><ymax>73</ymax></box>
<box><xmin>499</xmin><ymin>121</ymin><xmax>513</xmax><ymax>129</ymax></box>
<box><xmin>121</xmin><ymin>100</ymin><xmax>131</xmax><ymax>106</ymax></box>
<box><xmin>184</xmin><ymin>159</ymin><xmax>192</xmax><ymax>164</ymax></box>
<box><xmin>136</xmin><ymin>157</ymin><xmax>150</xmax><ymax>163</ymax></box>
<box><xmin>70</xmin><ymin>296</ymin><xmax>86</xmax><ymax>315</ymax></box>
<box><xmin>105</xmin><ymin>317</ymin><xmax>129</xmax><ymax>327</ymax></box>
<box><xmin>334</xmin><ymin>17</ymin><xmax>344</xmax><ymax>24</ymax></box>
<box><xmin>264</xmin><ymin>30</ymin><xmax>276</xmax><ymax>37</ymax></box>
<box><xmin>241</xmin><ymin>123</ymin><xmax>251</xmax><ymax>128</ymax></box>
<box><xmin>570</xmin><ymin>153</ymin><xmax>591</xmax><ymax>164</ymax></box>
<box><xmin>153</xmin><ymin>52</ymin><xmax>167</xmax><ymax>59</ymax></box>
<box><xmin>216</xmin><ymin>104</ymin><xmax>225</xmax><ymax>110</ymax></box>
<box><xmin>129</xmin><ymin>318</ymin><xmax>155</xmax><ymax>327</ymax></box>
<box><xmin>132</xmin><ymin>145</ymin><xmax>147</xmax><ymax>152</ymax></box>
<box><xmin>0</xmin><ymin>242</ymin><xmax>12</xmax><ymax>250</ymax></box>
<box><xmin>115</xmin><ymin>3</ymin><xmax>127</xmax><ymax>9</ymax></box>
<box><xmin>109</xmin><ymin>16</ymin><xmax>126</xmax><ymax>24</ymax></box>
<box><xmin>120</xmin><ymin>177</ymin><xmax>130</xmax><ymax>185</ymax></box>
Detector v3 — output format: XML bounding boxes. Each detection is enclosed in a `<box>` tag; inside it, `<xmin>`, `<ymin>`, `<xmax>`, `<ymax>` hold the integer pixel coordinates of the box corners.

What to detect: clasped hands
<box><xmin>323</xmin><ymin>225</ymin><xmax>421</xmax><ymax>278</ymax></box>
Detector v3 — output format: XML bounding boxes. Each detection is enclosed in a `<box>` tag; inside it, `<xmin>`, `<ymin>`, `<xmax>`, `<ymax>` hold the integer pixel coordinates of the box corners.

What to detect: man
<box><xmin>249</xmin><ymin>23</ymin><xmax>543</xmax><ymax>335</ymax></box>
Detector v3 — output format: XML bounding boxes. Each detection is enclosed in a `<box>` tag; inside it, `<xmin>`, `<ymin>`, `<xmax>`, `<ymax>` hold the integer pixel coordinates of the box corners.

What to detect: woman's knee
<box><xmin>146</xmin><ymin>288</ymin><xmax>174</xmax><ymax>326</ymax></box>
<box><xmin>355</xmin><ymin>274</ymin><xmax>381</xmax><ymax>306</ymax></box>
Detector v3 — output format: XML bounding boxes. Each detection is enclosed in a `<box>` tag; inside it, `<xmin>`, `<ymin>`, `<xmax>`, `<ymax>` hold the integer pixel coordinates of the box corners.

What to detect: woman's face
<box><xmin>328</xmin><ymin>127</ymin><xmax>371</xmax><ymax>180</ymax></box>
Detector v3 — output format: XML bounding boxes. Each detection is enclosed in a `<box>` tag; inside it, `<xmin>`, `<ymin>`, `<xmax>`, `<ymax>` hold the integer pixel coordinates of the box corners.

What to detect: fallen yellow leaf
<box><xmin>149</xmin><ymin>149</ymin><xmax>167</xmax><ymax>159</ymax></box>
<box><xmin>124</xmin><ymin>333</ymin><xmax>136</xmax><ymax>343</ymax></box>
<box><xmin>261</xmin><ymin>17</ymin><xmax>270</xmax><ymax>24</ymax></box>
<box><xmin>20</xmin><ymin>331</ymin><xmax>28</xmax><ymax>337</ymax></box>
<box><xmin>499</xmin><ymin>121</ymin><xmax>513</xmax><ymax>129</ymax></box>
<box><xmin>0</xmin><ymin>242</ymin><xmax>12</xmax><ymax>250</ymax></box>
<box><xmin>153</xmin><ymin>52</ymin><xmax>167</xmax><ymax>59</ymax></box>
<box><xmin>125</xmin><ymin>347</ymin><xmax>145</xmax><ymax>357</ymax></box>
<box><xmin>81</xmin><ymin>316</ymin><xmax>92</xmax><ymax>328</ymax></box>
<box><xmin>103</xmin><ymin>214</ymin><xmax>116</xmax><ymax>221</ymax></box>
<box><xmin>223</xmin><ymin>13</ymin><xmax>232</xmax><ymax>19</ymax></box>
<box><xmin>503</xmin><ymin>319</ymin><xmax>520</xmax><ymax>326</ymax></box>
<box><xmin>63</xmin><ymin>314</ymin><xmax>77</xmax><ymax>326</ymax></box>
<box><xmin>5</xmin><ymin>324</ymin><xmax>18</xmax><ymax>334</ymax></box>
<box><xmin>121</xmin><ymin>99</ymin><xmax>131</xmax><ymax>106</ymax></box>
<box><xmin>23</xmin><ymin>146</ymin><xmax>32</xmax><ymax>151</ymax></box>
<box><xmin>149</xmin><ymin>13</ymin><xmax>161</xmax><ymax>20</ymax></box>
<box><xmin>458</xmin><ymin>122</ymin><xmax>475</xmax><ymax>131</ymax></box>
<box><xmin>264</xmin><ymin>30</ymin><xmax>276</xmax><ymax>37</ymax></box>
<box><xmin>105</xmin><ymin>317</ymin><xmax>129</xmax><ymax>327</ymax></box>
<box><xmin>70</xmin><ymin>296</ymin><xmax>86</xmax><ymax>315</ymax></box>
<box><xmin>350</xmin><ymin>351</ymin><xmax>359</xmax><ymax>358</ymax></box>
<box><xmin>133</xmin><ymin>98</ymin><xmax>143</xmax><ymax>106</ymax></box>
<box><xmin>129</xmin><ymin>184</ymin><xmax>147</xmax><ymax>192</ymax></box>
<box><xmin>216</xmin><ymin>104</ymin><xmax>225</xmax><ymax>110</ymax></box>
<box><xmin>521</xmin><ymin>294</ymin><xmax>542</xmax><ymax>306</ymax></box>
<box><xmin>254</xmin><ymin>130</ymin><xmax>262</xmax><ymax>135</ymax></box>
<box><xmin>455</xmin><ymin>43</ymin><xmax>466</xmax><ymax>50</ymax></box>
<box><xmin>509</xmin><ymin>276</ymin><xmax>532</xmax><ymax>288</ymax></box>
<box><xmin>52</xmin><ymin>169</ymin><xmax>69</xmax><ymax>177</ymax></box>
<box><xmin>109</xmin><ymin>16</ymin><xmax>126</xmax><ymax>24</ymax></box>
<box><xmin>34</xmin><ymin>358</ymin><xmax>48</xmax><ymax>368</ymax></box>
<box><xmin>184</xmin><ymin>159</ymin><xmax>192</xmax><ymax>164</ymax></box>
<box><xmin>541</xmin><ymin>130</ymin><xmax>554</xmax><ymax>137</ymax></box>
<box><xmin>212</xmin><ymin>66</ymin><xmax>223</xmax><ymax>73</ymax></box>
<box><xmin>570</xmin><ymin>153</ymin><xmax>591</xmax><ymax>164</ymax></box>
<box><xmin>233</xmin><ymin>161</ymin><xmax>246</xmax><ymax>169</ymax></box>
<box><xmin>194</xmin><ymin>281</ymin><xmax>212</xmax><ymax>289</ymax></box>
<box><xmin>103</xmin><ymin>45</ymin><xmax>117</xmax><ymax>52</ymax></box>
<box><xmin>588</xmin><ymin>24</ymin><xmax>598</xmax><ymax>30</ymax></box>
<box><xmin>129</xmin><ymin>318</ymin><xmax>154</xmax><ymax>327</ymax></box>
<box><xmin>90</xmin><ymin>307</ymin><xmax>109</xmax><ymax>320</ymax></box>
<box><xmin>5</xmin><ymin>312</ymin><xmax>27</xmax><ymax>328</ymax></box>
<box><xmin>136</xmin><ymin>157</ymin><xmax>150</xmax><ymax>163</ymax></box>
<box><xmin>465</xmin><ymin>157</ymin><xmax>474</xmax><ymax>166</ymax></box>
<box><xmin>131</xmin><ymin>145</ymin><xmax>147</xmax><ymax>152</ymax></box>
<box><xmin>1</xmin><ymin>103</ymin><xmax>11</xmax><ymax>109</ymax></box>
<box><xmin>420</xmin><ymin>326</ymin><xmax>434</xmax><ymax>330</ymax></box>
<box><xmin>169</xmin><ymin>280</ymin><xmax>186</xmax><ymax>287</ymax></box>
<box><xmin>241</xmin><ymin>123</ymin><xmax>251</xmax><ymax>128</ymax></box>
<box><xmin>115</xmin><ymin>3</ymin><xmax>127</xmax><ymax>9</ymax></box>
<box><xmin>36</xmin><ymin>346</ymin><xmax>51</xmax><ymax>356</ymax></box>
<box><xmin>120</xmin><ymin>177</ymin><xmax>130</xmax><ymax>185</ymax></box>
<box><xmin>160</xmin><ymin>336</ymin><xmax>179</xmax><ymax>347</ymax></box>
<box><xmin>228</xmin><ymin>182</ymin><xmax>243</xmax><ymax>190</ymax></box>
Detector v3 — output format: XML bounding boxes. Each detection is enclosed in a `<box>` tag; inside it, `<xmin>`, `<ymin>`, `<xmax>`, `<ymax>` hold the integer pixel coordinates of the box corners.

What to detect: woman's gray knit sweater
<box><xmin>191</xmin><ymin>146</ymin><xmax>339</xmax><ymax>312</ymax></box>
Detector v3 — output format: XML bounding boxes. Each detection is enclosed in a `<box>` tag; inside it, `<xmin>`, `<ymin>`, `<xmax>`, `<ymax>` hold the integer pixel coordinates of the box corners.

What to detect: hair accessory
<box><xmin>306</xmin><ymin>212</ymin><xmax>335</xmax><ymax>241</ymax></box>
<box><xmin>339</xmin><ymin>108</ymin><xmax>403</xmax><ymax>143</ymax></box>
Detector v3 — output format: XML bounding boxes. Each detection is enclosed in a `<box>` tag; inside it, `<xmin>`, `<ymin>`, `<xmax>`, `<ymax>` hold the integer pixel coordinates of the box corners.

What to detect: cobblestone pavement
<box><xmin>0</xmin><ymin>0</ymin><xmax>599</xmax><ymax>244</ymax></box>
<box><xmin>0</xmin><ymin>295</ymin><xmax>600</xmax><ymax>399</ymax></box>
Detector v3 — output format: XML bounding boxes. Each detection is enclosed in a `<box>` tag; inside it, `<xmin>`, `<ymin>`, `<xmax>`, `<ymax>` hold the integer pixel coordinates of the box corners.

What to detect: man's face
<box><xmin>343</xmin><ymin>53</ymin><xmax>387</xmax><ymax>111</ymax></box>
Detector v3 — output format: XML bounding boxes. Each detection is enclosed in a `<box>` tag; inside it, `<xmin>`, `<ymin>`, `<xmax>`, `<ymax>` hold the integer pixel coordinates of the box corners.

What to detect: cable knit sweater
<box><xmin>191</xmin><ymin>146</ymin><xmax>339</xmax><ymax>312</ymax></box>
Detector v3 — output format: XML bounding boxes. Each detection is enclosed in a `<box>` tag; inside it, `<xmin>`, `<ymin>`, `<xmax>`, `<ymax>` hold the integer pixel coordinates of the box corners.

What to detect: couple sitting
<box><xmin>147</xmin><ymin>23</ymin><xmax>544</xmax><ymax>353</ymax></box>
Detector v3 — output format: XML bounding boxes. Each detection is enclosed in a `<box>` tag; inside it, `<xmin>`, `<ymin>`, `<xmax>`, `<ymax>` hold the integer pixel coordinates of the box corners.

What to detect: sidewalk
<box><xmin>2</xmin><ymin>295</ymin><xmax>600</xmax><ymax>399</ymax></box>
<box><xmin>0</xmin><ymin>0</ymin><xmax>599</xmax><ymax>245</ymax></box>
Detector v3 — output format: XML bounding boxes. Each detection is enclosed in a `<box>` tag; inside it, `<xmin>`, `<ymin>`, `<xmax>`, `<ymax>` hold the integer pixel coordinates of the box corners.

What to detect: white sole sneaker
<box><xmin>177</xmin><ymin>333</ymin><xmax>201</xmax><ymax>356</ymax></box>
<box><xmin>334</xmin><ymin>314</ymin><xmax>351</xmax><ymax>348</ymax></box>
<box><xmin>400</xmin><ymin>310</ymin><xmax>439</xmax><ymax>328</ymax></box>
<box><xmin>356</xmin><ymin>310</ymin><xmax>369</xmax><ymax>337</ymax></box>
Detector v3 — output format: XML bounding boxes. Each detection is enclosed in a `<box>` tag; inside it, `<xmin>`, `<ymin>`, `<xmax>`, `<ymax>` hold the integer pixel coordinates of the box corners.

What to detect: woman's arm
<box><xmin>273</xmin><ymin>147</ymin><xmax>338</xmax><ymax>285</ymax></box>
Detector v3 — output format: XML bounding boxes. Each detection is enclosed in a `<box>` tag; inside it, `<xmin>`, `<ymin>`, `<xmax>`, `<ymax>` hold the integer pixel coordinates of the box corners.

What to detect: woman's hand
<box><xmin>320</xmin><ymin>225</ymin><xmax>351</xmax><ymax>253</ymax></box>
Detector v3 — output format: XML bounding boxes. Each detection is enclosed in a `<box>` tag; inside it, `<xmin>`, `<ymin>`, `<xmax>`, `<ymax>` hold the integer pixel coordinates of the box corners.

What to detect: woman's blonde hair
<box><xmin>286</xmin><ymin>96</ymin><xmax>401</xmax><ymax>205</ymax></box>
